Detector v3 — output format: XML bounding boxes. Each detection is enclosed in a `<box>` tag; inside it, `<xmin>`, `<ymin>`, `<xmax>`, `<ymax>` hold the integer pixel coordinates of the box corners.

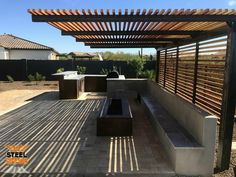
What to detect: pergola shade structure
<box><xmin>28</xmin><ymin>9</ymin><xmax>236</xmax><ymax>48</ymax></box>
<box><xmin>28</xmin><ymin>9</ymin><xmax>236</xmax><ymax>171</ymax></box>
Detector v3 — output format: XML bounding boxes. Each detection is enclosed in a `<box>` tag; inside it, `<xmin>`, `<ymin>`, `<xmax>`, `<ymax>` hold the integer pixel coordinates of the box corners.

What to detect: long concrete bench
<box><xmin>144</xmin><ymin>81</ymin><xmax>217</xmax><ymax>177</ymax></box>
<box><xmin>107</xmin><ymin>79</ymin><xmax>217</xmax><ymax>177</ymax></box>
<box><xmin>142</xmin><ymin>96</ymin><xmax>202</xmax><ymax>148</ymax></box>
<box><xmin>142</xmin><ymin>96</ymin><xmax>204</xmax><ymax>173</ymax></box>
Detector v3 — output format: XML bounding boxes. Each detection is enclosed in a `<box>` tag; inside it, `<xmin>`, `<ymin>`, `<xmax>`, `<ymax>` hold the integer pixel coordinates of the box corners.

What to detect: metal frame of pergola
<box><xmin>28</xmin><ymin>9</ymin><xmax>236</xmax><ymax>171</ymax></box>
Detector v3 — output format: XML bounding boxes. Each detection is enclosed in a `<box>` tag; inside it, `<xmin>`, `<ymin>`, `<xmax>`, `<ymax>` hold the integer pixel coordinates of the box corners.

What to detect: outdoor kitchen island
<box><xmin>53</xmin><ymin>71</ymin><xmax>125</xmax><ymax>99</ymax></box>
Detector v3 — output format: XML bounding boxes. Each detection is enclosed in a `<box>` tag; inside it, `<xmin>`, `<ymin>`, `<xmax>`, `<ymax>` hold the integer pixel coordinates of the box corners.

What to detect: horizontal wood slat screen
<box><xmin>165</xmin><ymin>48</ymin><xmax>177</xmax><ymax>92</ymax></box>
<box><xmin>158</xmin><ymin>36</ymin><xmax>227</xmax><ymax>118</ymax></box>
<box><xmin>196</xmin><ymin>36</ymin><xmax>226</xmax><ymax>117</ymax></box>
<box><xmin>177</xmin><ymin>43</ymin><xmax>196</xmax><ymax>102</ymax></box>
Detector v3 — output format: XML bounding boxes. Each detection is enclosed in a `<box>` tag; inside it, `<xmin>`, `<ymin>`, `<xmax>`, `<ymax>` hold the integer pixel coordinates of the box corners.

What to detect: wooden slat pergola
<box><xmin>28</xmin><ymin>9</ymin><xmax>235</xmax><ymax>48</ymax></box>
<box><xmin>28</xmin><ymin>9</ymin><xmax>236</xmax><ymax>171</ymax></box>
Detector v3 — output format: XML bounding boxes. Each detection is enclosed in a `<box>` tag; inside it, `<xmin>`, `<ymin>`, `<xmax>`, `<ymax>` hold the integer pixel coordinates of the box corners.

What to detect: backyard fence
<box><xmin>158</xmin><ymin>36</ymin><xmax>227</xmax><ymax>118</ymax></box>
<box><xmin>0</xmin><ymin>59</ymin><xmax>156</xmax><ymax>81</ymax></box>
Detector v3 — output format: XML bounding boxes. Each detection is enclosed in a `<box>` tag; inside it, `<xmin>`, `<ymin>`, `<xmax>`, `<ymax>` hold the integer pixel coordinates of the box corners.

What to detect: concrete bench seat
<box><xmin>145</xmin><ymin>82</ymin><xmax>217</xmax><ymax>177</ymax></box>
<box><xmin>142</xmin><ymin>96</ymin><xmax>202</xmax><ymax>148</ymax></box>
<box><xmin>107</xmin><ymin>79</ymin><xmax>217</xmax><ymax>177</ymax></box>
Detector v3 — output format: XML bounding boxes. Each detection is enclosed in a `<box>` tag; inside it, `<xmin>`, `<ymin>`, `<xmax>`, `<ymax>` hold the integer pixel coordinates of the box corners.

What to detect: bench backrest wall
<box><xmin>107</xmin><ymin>79</ymin><xmax>148</xmax><ymax>95</ymax></box>
<box><xmin>147</xmin><ymin>81</ymin><xmax>216</xmax><ymax>146</ymax></box>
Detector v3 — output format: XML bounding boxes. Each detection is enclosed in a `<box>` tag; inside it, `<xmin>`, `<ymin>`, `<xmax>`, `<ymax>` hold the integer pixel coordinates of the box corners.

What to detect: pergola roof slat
<box><xmin>76</xmin><ymin>38</ymin><xmax>181</xmax><ymax>42</ymax></box>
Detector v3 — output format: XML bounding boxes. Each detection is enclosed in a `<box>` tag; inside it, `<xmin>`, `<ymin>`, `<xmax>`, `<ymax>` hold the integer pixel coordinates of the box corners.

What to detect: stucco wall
<box><xmin>0</xmin><ymin>47</ymin><xmax>5</xmax><ymax>59</ymax></box>
<box><xmin>0</xmin><ymin>47</ymin><xmax>9</xmax><ymax>59</ymax></box>
<box><xmin>8</xmin><ymin>50</ymin><xmax>57</xmax><ymax>60</ymax></box>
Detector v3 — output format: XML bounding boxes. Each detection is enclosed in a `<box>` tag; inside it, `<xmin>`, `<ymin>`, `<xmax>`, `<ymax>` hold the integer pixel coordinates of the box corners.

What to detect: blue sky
<box><xmin>0</xmin><ymin>0</ymin><xmax>235</xmax><ymax>54</ymax></box>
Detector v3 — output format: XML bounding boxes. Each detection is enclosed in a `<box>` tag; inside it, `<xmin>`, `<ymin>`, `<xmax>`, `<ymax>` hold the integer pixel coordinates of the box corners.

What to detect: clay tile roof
<box><xmin>0</xmin><ymin>34</ymin><xmax>54</xmax><ymax>50</ymax></box>
<box><xmin>69</xmin><ymin>52</ymin><xmax>97</xmax><ymax>57</ymax></box>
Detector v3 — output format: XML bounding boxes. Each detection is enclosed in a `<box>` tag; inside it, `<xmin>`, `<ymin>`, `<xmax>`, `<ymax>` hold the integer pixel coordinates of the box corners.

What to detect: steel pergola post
<box><xmin>163</xmin><ymin>49</ymin><xmax>167</xmax><ymax>87</ymax></box>
<box><xmin>156</xmin><ymin>49</ymin><xmax>160</xmax><ymax>83</ymax></box>
<box><xmin>174</xmin><ymin>46</ymin><xmax>179</xmax><ymax>94</ymax></box>
<box><xmin>217</xmin><ymin>22</ymin><xmax>236</xmax><ymax>170</ymax></box>
<box><xmin>192</xmin><ymin>42</ymin><xmax>199</xmax><ymax>103</ymax></box>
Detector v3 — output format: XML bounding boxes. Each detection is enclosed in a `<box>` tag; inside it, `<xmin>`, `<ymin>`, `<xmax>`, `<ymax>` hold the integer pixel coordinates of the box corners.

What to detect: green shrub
<box><xmin>27</xmin><ymin>73</ymin><xmax>46</xmax><ymax>84</ymax></box>
<box><xmin>100</xmin><ymin>66</ymin><xmax>119</xmax><ymax>75</ymax></box>
<box><xmin>56</xmin><ymin>68</ymin><xmax>64</xmax><ymax>73</ymax></box>
<box><xmin>128</xmin><ymin>57</ymin><xmax>145</xmax><ymax>78</ymax></box>
<box><xmin>6</xmin><ymin>75</ymin><xmax>14</xmax><ymax>82</ymax></box>
<box><xmin>139</xmin><ymin>70</ymin><xmax>155</xmax><ymax>80</ymax></box>
<box><xmin>76</xmin><ymin>65</ymin><xmax>87</xmax><ymax>74</ymax></box>
<box><xmin>112</xmin><ymin>66</ymin><xmax>119</xmax><ymax>73</ymax></box>
<box><xmin>35</xmin><ymin>72</ymin><xmax>46</xmax><ymax>81</ymax></box>
<box><xmin>100</xmin><ymin>68</ymin><xmax>110</xmax><ymax>75</ymax></box>
<box><xmin>27</xmin><ymin>74</ymin><xmax>35</xmax><ymax>82</ymax></box>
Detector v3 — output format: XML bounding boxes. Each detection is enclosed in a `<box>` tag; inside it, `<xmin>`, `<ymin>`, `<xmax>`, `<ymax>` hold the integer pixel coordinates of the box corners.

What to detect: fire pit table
<box><xmin>97</xmin><ymin>97</ymin><xmax>133</xmax><ymax>136</ymax></box>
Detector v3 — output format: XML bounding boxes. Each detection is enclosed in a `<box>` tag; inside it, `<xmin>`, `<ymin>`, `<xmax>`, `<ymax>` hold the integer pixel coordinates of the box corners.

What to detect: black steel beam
<box><xmin>216</xmin><ymin>22</ymin><xmax>236</xmax><ymax>171</ymax></box>
<box><xmin>76</xmin><ymin>38</ymin><xmax>180</xmax><ymax>42</ymax></box>
<box><xmin>63</xmin><ymin>30</ymin><xmax>204</xmax><ymax>36</ymax></box>
<box><xmin>177</xmin><ymin>28</ymin><xmax>228</xmax><ymax>45</ymax></box>
<box><xmin>90</xmin><ymin>45</ymin><xmax>161</xmax><ymax>48</ymax></box>
<box><xmin>32</xmin><ymin>14</ymin><xmax>236</xmax><ymax>22</ymax></box>
<box><xmin>157</xmin><ymin>28</ymin><xmax>228</xmax><ymax>51</ymax></box>
<box><xmin>85</xmin><ymin>42</ymin><xmax>171</xmax><ymax>46</ymax></box>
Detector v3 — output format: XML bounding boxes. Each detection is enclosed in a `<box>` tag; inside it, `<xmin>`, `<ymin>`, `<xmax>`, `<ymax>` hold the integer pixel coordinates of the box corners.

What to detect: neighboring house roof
<box><xmin>0</xmin><ymin>34</ymin><xmax>57</xmax><ymax>52</ymax></box>
<box><xmin>69</xmin><ymin>52</ymin><xmax>97</xmax><ymax>58</ymax></box>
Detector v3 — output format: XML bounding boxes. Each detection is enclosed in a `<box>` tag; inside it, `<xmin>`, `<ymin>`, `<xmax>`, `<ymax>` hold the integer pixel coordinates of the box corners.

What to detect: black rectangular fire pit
<box><xmin>97</xmin><ymin>98</ymin><xmax>133</xmax><ymax>136</ymax></box>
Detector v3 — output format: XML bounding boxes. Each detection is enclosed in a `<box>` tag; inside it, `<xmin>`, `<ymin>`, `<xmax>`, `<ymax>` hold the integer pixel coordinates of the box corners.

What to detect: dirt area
<box><xmin>0</xmin><ymin>81</ymin><xmax>58</xmax><ymax>92</ymax></box>
<box><xmin>0</xmin><ymin>81</ymin><xmax>58</xmax><ymax>115</ymax></box>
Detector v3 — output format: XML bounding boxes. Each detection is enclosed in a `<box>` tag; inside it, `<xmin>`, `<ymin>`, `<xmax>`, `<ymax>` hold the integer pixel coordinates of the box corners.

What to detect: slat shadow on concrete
<box><xmin>0</xmin><ymin>92</ymin><xmax>174</xmax><ymax>177</ymax></box>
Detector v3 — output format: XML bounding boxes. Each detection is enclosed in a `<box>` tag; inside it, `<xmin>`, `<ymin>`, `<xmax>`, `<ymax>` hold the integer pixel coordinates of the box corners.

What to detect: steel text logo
<box><xmin>5</xmin><ymin>145</ymin><xmax>30</xmax><ymax>166</ymax></box>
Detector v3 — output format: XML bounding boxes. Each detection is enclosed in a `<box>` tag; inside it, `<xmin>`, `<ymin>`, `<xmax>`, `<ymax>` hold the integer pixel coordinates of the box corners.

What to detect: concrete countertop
<box><xmin>52</xmin><ymin>71</ymin><xmax>125</xmax><ymax>80</ymax></box>
<box><xmin>67</xmin><ymin>75</ymin><xmax>126</xmax><ymax>80</ymax></box>
<box><xmin>52</xmin><ymin>71</ymin><xmax>77</xmax><ymax>76</ymax></box>
<box><xmin>64</xmin><ymin>74</ymin><xmax>106</xmax><ymax>80</ymax></box>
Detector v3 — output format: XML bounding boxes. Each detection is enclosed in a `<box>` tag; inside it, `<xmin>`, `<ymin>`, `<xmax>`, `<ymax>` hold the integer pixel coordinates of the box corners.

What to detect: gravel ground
<box><xmin>213</xmin><ymin>123</ymin><xmax>236</xmax><ymax>177</ymax></box>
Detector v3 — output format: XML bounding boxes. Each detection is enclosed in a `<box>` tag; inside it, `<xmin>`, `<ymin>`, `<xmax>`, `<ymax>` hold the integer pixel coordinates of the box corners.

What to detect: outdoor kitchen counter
<box><xmin>53</xmin><ymin>71</ymin><xmax>125</xmax><ymax>80</ymax></box>
<box><xmin>53</xmin><ymin>71</ymin><xmax>125</xmax><ymax>99</ymax></box>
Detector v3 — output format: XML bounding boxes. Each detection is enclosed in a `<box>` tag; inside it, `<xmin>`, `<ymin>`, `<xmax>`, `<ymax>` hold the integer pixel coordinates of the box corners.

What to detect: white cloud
<box><xmin>228</xmin><ymin>0</ymin><xmax>236</xmax><ymax>6</ymax></box>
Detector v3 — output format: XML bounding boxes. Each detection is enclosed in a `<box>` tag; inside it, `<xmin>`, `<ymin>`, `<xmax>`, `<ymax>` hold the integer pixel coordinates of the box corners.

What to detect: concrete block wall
<box><xmin>107</xmin><ymin>78</ymin><xmax>148</xmax><ymax>98</ymax></box>
<box><xmin>146</xmin><ymin>81</ymin><xmax>217</xmax><ymax>176</ymax></box>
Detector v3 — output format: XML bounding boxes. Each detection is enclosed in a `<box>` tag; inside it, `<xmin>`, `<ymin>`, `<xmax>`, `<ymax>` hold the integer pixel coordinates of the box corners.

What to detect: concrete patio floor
<box><xmin>0</xmin><ymin>92</ymin><xmax>174</xmax><ymax>177</ymax></box>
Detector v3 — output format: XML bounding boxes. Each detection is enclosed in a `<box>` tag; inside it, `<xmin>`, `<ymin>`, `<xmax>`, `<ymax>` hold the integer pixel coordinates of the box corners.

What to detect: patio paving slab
<box><xmin>0</xmin><ymin>92</ymin><xmax>175</xmax><ymax>177</ymax></box>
